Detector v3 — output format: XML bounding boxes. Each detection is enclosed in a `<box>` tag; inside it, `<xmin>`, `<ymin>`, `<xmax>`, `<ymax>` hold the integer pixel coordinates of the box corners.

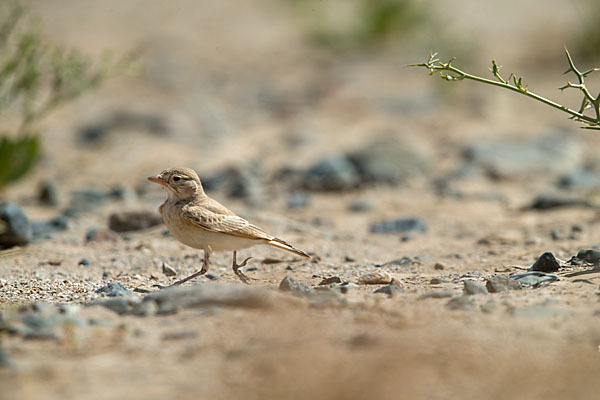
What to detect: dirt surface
<box><xmin>2</xmin><ymin>1</ymin><xmax>600</xmax><ymax>399</ymax></box>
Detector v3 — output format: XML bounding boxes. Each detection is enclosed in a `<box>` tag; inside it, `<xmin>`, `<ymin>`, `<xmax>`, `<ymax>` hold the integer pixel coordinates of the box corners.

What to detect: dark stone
<box><xmin>303</xmin><ymin>155</ymin><xmax>360</xmax><ymax>191</ymax></box>
<box><xmin>557</xmin><ymin>170</ymin><xmax>600</xmax><ymax>189</ymax></box>
<box><xmin>572</xmin><ymin>249</ymin><xmax>600</xmax><ymax>265</ymax></box>
<box><xmin>530</xmin><ymin>252</ymin><xmax>560</xmax><ymax>272</ymax></box>
<box><xmin>463</xmin><ymin>280</ymin><xmax>489</xmax><ymax>295</ymax></box>
<box><xmin>78</xmin><ymin>111</ymin><xmax>169</xmax><ymax>144</ymax></box>
<box><xmin>287</xmin><ymin>193</ymin><xmax>311</xmax><ymax>209</ymax></box>
<box><xmin>373</xmin><ymin>284</ymin><xmax>404</xmax><ymax>296</ymax></box>
<box><xmin>347</xmin><ymin>139</ymin><xmax>428</xmax><ymax>184</ymax></box>
<box><xmin>38</xmin><ymin>179</ymin><xmax>61</xmax><ymax>206</ymax></box>
<box><xmin>95</xmin><ymin>282</ymin><xmax>134</xmax><ymax>297</ymax></box>
<box><xmin>370</xmin><ymin>218</ymin><xmax>426</xmax><ymax>234</ymax></box>
<box><xmin>226</xmin><ymin>165</ymin><xmax>262</xmax><ymax>201</ymax></box>
<box><xmin>485</xmin><ymin>275</ymin><xmax>522</xmax><ymax>293</ymax></box>
<box><xmin>430</xmin><ymin>278</ymin><xmax>444</xmax><ymax>284</ymax></box>
<box><xmin>0</xmin><ymin>202</ymin><xmax>32</xmax><ymax>248</ymax></box>
<box><xmin>319</xmin><ymin>276</ymin><xmax>342</xmax><ymax>285</ymax></box>
<box><xmin>108</xmin><ymin>210</ymin><xmax>162</xmax><ymax>232</ymax></box>
<box><xmin>78</xmin><ymin>258</ymin><xmax>91</xmax><ymax>266</ymax></box>
<box><xmin>551</xmin><ymin>229</ymin><xmax>562</xmax><ymax>241</ymax></box>
<box><xmin>279</xmin><ymin>275</ymin><xmax>312</xmax><ymax>295</ymax></box>
<box><xmin>526</xmin><ymin>194</ymin><xmax>593</xmax><ymax>210</ymax></box>
<box><xmin>206</xmin><ymin>273</ymin><xmax>220</xmax><ymax>281</ymax></box>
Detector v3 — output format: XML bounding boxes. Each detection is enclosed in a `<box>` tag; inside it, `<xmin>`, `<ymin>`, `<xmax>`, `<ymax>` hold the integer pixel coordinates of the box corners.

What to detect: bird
<box><xmin>148</xmin><ymin>166</ymin><xmax>310</xmax><ymax>285</ymax></box>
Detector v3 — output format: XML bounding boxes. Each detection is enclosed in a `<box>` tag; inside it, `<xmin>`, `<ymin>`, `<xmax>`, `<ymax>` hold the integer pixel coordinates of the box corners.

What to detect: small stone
<box><xmin>485</xmin><ymin>275</ymin><xmax>522</xmax><ymax>293</ymax></box>
<box><xmin>279</xmin><ymin>275</ymin><xmax>312</xmax><ymax>295</ymax></box>
<box><xmin>509</xmin><ymin>272</ymin><xmax>558</xmax><ymax>288</ymax></box>
<box><xmin>319</xmin><ymin>276</ymin><xmax>342</xmax><ymax>285</ymax></box>
<box><xmin>434</xmin><ymin>262</ymin><xmax>446</xmax><ymax>270</ymax></box>
<box><xmin>383</xmin><ymin>257</ymin><xmax>413</xmax><ymax>267</ymax></box>
<box><xmin>108</xmin><ymin>210</ymin><xmax>163</xmax><ymax>232</ymax></box>
<box><xmin>78</xmin><ymin>258</ymin><xmax>91</xmax><ymax>266</ymax></box>
<box><xmin>31</xmin><ymin>216</ymin><xmax>69</xmax><ymax>240</ymax></box>
<box><xmin>348</xmin><ymin>199</ymin><xmax>374</xmax><ymax>213</ymax></box>
<box><xmin>527</xmin><ymin>194</ymin><xmax>592</xmax><ymax>210</ymax></box>
<box><xmin>88</xmin><ymin>297</ymin><xmax>140</xmax><ymax>315</ymax></box>
<box><xmin>303</xmin><ymin>155</ymin><xmax>360</xmax><ymax>191</ymax></box>
<box><xmin>573</xmin><ymin>249</ymin><xmax>600</xmax><ymax>265</ymax></box>
<box><xmin>206</xmin><ymin>273</ymin><xmax>220</xmax><ymax>281</ymax></box>
<box><xmin>373</xmin><ymin>284</ymin><xmax>404</xmax><ymax>296</ymax></box>
<box><xmin>430</xmin><ymin>278</ymin><xmax>444</xmax><ymax>284</ymax></box>
<box><xmin>38</xmin><ymin>179</ymin><xmax>61</xmax><ymax>206</ymax></box>
<box><xmin>419</xmin><ymin>290</ymin><xmax>455</xmax><ymax>299</ymax></box>
<box><xmin>446</xmin><ymin>296</ymin><xmax>475</xmax><ymax>311</ymax></box>
<box><xmin>0</xmin><ymin>202</ymin><xmax>32</xmax><ymax>248</ymax></box>
<box><xmin>530</xmin><ymin>252</ymin><xmax>560</xmax><ymax>273</ymax></box>
<box><xmin>357</xmin><ymin>271</ymin><xmax>392</xmax><ymax>285</ymax></box>
<box><xmin>162</xmin><ymin>262</ymin><xmax>177</xmax><ymax>277</ymax></box>
<box><xmin>463</xmin><ymin>280</ymin><xmax>489</xmax><ymax>295</ymax></box>
<box><xmin>550</xmin><ymin>229</ymin><xmax>563</xmax><ymax>241</ymax></box>
<box><xmin>285</xmin><ymin>265</ymin><xmax>294</xmax><ymax>271</ymax></box>
<box><xmin>370</xmin><ymin>218</ymin><xmax>426</xmax><ymax>234</ymax></box>
<box><xmin>95</xmin><ymin>282</ymin><xmax>134</xmax><ymax>297</ymax></box>
<box><xmin>287</xmin><ymin>193</ymin><xmax>311</xmax><ymax>209</ymax></box>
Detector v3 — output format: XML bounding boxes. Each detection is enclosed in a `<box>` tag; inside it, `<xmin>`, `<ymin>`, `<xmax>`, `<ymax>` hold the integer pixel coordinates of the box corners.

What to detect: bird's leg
<box><xmin>232</xmin><ymin>250</ymin><xmax>253</xmax><ymax>284</ymax></box>
<box><xmin>168</xmin><ymin>250</ymin><xmax>211</xmax><ymax>287</ymax></box>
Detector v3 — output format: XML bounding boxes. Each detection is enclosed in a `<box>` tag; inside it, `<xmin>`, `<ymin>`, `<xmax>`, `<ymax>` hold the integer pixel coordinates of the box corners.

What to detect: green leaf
<box><xmin>0</xmin><ymin>134</ymin><xmax>40</xmax><ymax>187</ymax></box>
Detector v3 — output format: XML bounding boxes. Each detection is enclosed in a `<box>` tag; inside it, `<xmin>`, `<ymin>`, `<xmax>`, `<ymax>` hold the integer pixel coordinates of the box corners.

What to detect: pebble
<box><xmin>279</xmin><ymin>275</ymin><xmax>313</xmax><ymax>295</ymax></box>
<box><xmin>526</xmin><ymin>194</ymin><xmax>592</xmax><ymax>210</ymax></box>
<box><xmin>89</xmin><ymin>297</ymin><xmax>140</xmax><ymax>315</ymax></box>
<box><xmin>38</xmin><ymin>179</ymin><xmax>61</xmax><ymax>206</ymax></box>
<box><xmin>485</xmin><ymin>275</ymin><xmax>522</xmax><ymax>293</ymax></box>
<box><xmin>463</xmin><ymin>280</ymin><xmax>489</xmax><ymax>295</ymax></box>
<box><xmin>434</xmin><ymin>262</ymin><xmax>447</xmax><ymax>270</ymax></box>
<box><xmin>347</xmin><ymin>139</ymin><xmax>429</xmax><ymax>184</ymax></box>
<box><xmin>557</xmin><ymin>169</ymin><xmax>600</xmax><ymax>189</ymax></box>
<box><xmin>78</xmin><ymin>258</ymin><xmax>91</xmax><ymax>266</ymax></box>
<box><xmin>287</xmin><ymin>193</ymin><xmax>311</xmax><ymax>209</ymax></box>
<box><xmin>571</xmin><ymin>249</ymin><xmax>600</xmax><ymax>265</ymax></box>
<box><xmin>319</xmin><ymin>277</ymin><xmax>342</xmax><ymax>285</ymax></box>
<box><xmin>419</xmin><ymin>289</ymin><xmax>455</xmax><ymax>299</ymax></box>
<box><xmin>162</xmin><ymin>262</ymin><xmax>177</xmax><ymax>277</ymax></box>
<box><xmin>303</xmin><ymin>155</ymin><xmax>360</xmax><ymax>191</ymax></box>
<box><xmin>370</xmin><ymin>217</ymin><xmax>427</xmax><ymax>234</ymax></box>
<box><xmin>382</xmin><ymin>257</ymin><xmax>413</xmax><ymax>267</ymax></box>
<box><xmin>373</xmin><ymin>284</ymin><xmax>404</xmax><ymax>296</ymax></box>
<box><xmin>0</xmin><ymin>202</ymin><xmax>32</xmax><ymax>248</ymax></box>
<box><xmin>95</xmin><ymin>282</ymin><xmax>134</xmax><ymax>297</ymax></box>
<box><xmin>357</xmin><ymin>271</ymin><xmax>392</xmax><ymax>285</ymax></box>
<box><xmin>430</xmin><ymin>278</ymin><xmax>444</xmax><ymax>284</ymax></box>
<box><xmin>206</xmin><ymin>273</ymin><xmax>220</xmax><ymax>281</ymax></box>
<box><xmin>530</xmin><ymin>252</ymin><xmax>560</xmax><ymax>273</ymax></box>
<box><xmin>446</xmin><ymin>296</ymin><xmax>475</xmax><ymax>311</ymax></box>
<box><xmin>348</xmin><ymin>199</ymin><xmax>374</xmax><ymax>212</ymax></box>
<box><xmin>31</xmin><ymin>216</ymin><xmax>69</xmax><ymax>240</ymax></box>
<box><xmin>108</xmin><ymin>210</ymin><xmax>163</xmax><ymax>232</ymax></box>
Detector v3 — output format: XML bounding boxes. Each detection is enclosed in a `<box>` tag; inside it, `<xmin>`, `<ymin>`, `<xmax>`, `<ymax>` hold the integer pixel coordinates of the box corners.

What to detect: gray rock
<box><xmin>509</xmin><ymin>272</ymin><xmax>558</xmax><ymax>288</ymax></box>
<box><xmin>463</xmin><ymin>131</ymin><xmax>582</xmax><ymax>178</ymax></box>
<box><xmin>78</xmin><ymin>111</ymin><xmax>169</xmax><ymax>144</ymax></box>
<box><xmin>486</xmin><ymin>275</ymin><xmax>522</xmax><ymax>293</ymax></box>
<box><xmin>419</xmin><ymin>289</ymin><xmax>455</xmax><ymax>299</ymax></box>
<box><xmin>206</xmin><ymin>273</ymin><xmax>220</xmax><ymax>281</ymax></box>
<box><xmin>463</xmin><ymin>280</ymin><xmax>489</xmax><ymax>295</ymax></box>
<box><xmin>144</xmin><ymin>283</ymin><xmax>277</xmax><ymax>314</ymax></box>
<box><xmin>557</xmin><ymin>169</ymin><xmax>600</xmax><ymax>189</ymax></box>
<box><xmin>31</xmin><ymin>216</ymin><xmax>69</xmax><ymax>240</ymax></box>
<box><xmin>66</xmin><ymin>188</ymin><xmax>109</xmax><ymax>215</ymax></box>
<box><xmin>370</xmin><ymin>218</ymin><xmax>426</xmax><ymax>234</ymax></box>
<box><xmin>226</xmin><ymin>164</ymin><xmax>262</xmax><ymax>201</ymax></box>
<box><xmin>78</xmin><ymin>258</ymin><xmax>91</xmax><ymax>266</ymax></box>
<box><xmin>347</xmin><ymin>139</ymin><xmax>428</xmax><ymax>184</ymax></box>
<box><xmin>108</xmin><ymin>210</ymin><xmax>162</xmax><ymax>232</ymax></box>
<box><xmin>373</xmin><ymin>284</ymin><xmax>404</xmax><ymax>296</ymax></box>
<box><xmin>287</xmin><ymin>193</ymin><xmax>311</xmax><ymax>209</ymax></box>
<box><xmin>430</xmin><ymin>278</ymin><xmax>444</xmax><ymax>284</ymax></box>
<box><xmin>348</xmin><ymin>199</ymin><xmax>374</xmax><ymax>212</ymax></box>
<box><xmin>0</xmin><ymin>202</ymin><xmax>32</xmax><ymax>248</ymax></box>
<box><xmin>382</xmin><ymin>257</ymin><xmax>414</xmax><ymax>267</ymax></box>
<box><xmin>95</xmin><ymin>282</ymin><xmax>134</xmax><ymax>297</ymax></box>
<box><xmin>303</xmin><ymin>155</ymin><xmax>360</xmax><ymax>191</ymax></box>
<box><xmin>530</xmin><ymin>252</ymin><xmax>560</xmax><ymax>273</ymax></box>
<box><xmin>89</xmin><ymin>297</ymin><xmax>140</xmax><ymax>315</ymax></box>
<box><xmin>446</xmin><ymin>296</ymin><xmax>475</xmax><ymax>311</ymax></box>
<box><xmin>279</xmin><ymin>275</ymin><xmax>312</xmax><ymax>295</ymax></box>
<box><xmin>571</xmin><ymin>249</ymin><xmax>600</xmax><ymax>265</ymax></box>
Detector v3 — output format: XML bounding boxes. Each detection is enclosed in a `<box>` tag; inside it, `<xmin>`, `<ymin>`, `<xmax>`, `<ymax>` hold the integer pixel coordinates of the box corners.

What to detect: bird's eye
<box><xmin>173</xmin><ymin>176</ymin><xmax>181</xmax><ymax>182</ymax></box>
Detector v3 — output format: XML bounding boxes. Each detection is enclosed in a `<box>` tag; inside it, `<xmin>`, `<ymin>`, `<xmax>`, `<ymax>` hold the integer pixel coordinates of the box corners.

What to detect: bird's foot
<box><xmin>233</xmin><ymin>256</ymin><xmax>254</xmax><ymax>285</ymax></box>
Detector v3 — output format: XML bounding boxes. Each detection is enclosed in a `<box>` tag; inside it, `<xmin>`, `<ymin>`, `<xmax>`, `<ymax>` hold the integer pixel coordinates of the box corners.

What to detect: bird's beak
<box><xmin>148</xmin><ymin>175</ymin><xmax>168</xmax><ymax>186</ymax></box>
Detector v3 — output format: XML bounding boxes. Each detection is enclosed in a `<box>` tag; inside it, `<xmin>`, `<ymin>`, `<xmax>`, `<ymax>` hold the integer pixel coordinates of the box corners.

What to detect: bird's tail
<box><xmin>268</xmin><ymin>237</ymin><xmax>311</xmax><ymax>259</ymax></box>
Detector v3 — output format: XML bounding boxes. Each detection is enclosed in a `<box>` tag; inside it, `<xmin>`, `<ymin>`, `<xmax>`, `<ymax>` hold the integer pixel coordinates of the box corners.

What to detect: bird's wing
<box><xmin>181</xmin><ymin>201</ymin><xmax>273</xmax><ymax>241</ymax></box>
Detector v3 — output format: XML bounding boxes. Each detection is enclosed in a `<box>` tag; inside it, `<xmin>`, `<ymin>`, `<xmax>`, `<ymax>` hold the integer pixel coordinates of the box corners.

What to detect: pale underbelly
<box><xmin>166</xmin><ymin>223</ymin><xmax>261</xmax><ymax>252</ymax></box>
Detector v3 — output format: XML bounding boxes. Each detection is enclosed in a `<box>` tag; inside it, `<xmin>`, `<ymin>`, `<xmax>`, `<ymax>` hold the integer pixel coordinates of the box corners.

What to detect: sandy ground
<box><xmin>2</xmin><ymin>1</ymin><xmax>600</xmax><ymax>399</ymax></box>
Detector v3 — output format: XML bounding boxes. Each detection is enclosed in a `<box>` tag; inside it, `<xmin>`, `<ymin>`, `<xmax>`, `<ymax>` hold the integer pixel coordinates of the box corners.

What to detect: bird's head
<box><xmin>148</xmin><ymin>167</ymin><xmax>205</xmax><ymax>200</ymax></box>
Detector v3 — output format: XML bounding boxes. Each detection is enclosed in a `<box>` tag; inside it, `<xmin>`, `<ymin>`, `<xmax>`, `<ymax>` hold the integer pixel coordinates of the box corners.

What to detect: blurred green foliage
<box><xmin>0</xmin><ymin>1</ymin><xmax>135</xmax><ymax>188</ymax></box>
<box><xmin>287</xmin><ymin>0</ymin><xmax>426</xmax><ymax>51</ymax></box>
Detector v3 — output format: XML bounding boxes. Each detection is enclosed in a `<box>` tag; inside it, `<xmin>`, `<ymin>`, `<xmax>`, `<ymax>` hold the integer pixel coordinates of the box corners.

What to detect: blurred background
<box><xmin>1</xmin><ymin>0</ymin><xmax>600</xmax><ymax>197</ymax></box>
